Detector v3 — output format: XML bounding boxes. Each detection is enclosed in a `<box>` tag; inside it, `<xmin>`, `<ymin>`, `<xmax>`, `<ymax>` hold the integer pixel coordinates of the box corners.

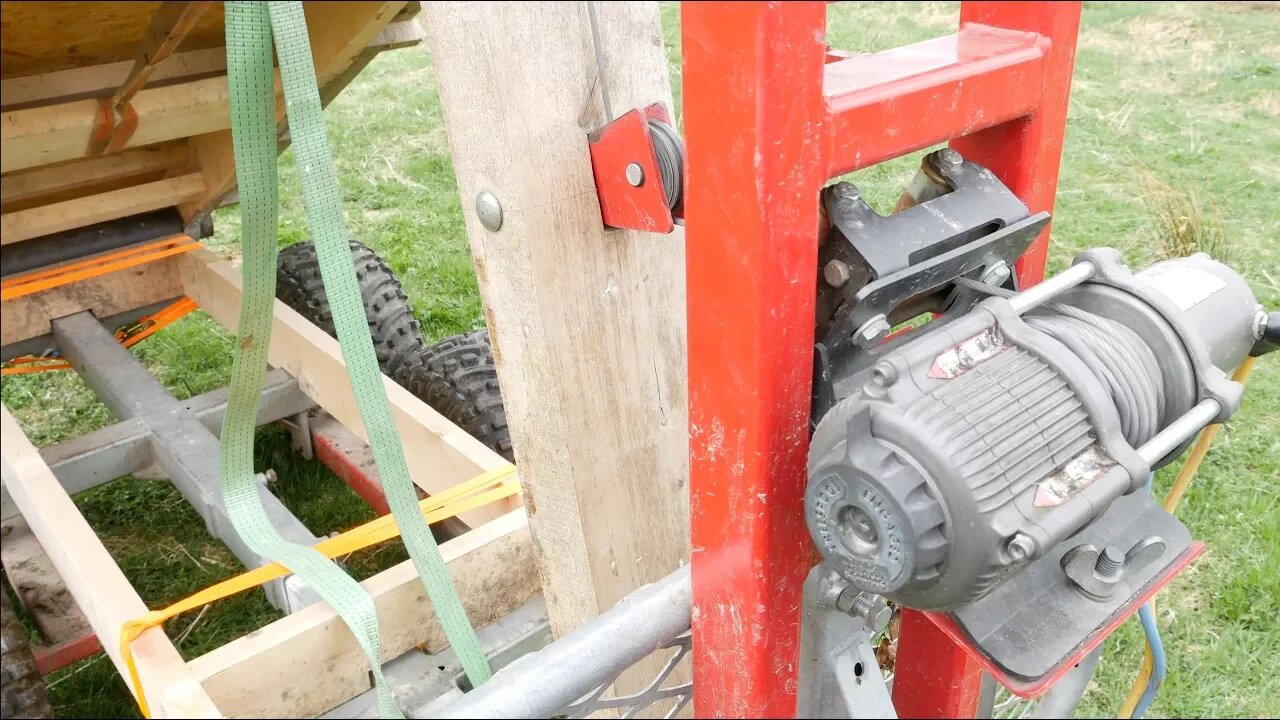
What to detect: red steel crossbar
<box><xmin>682</xmin><ymin>2</ymin><xmax>1080</xmax><ymax>717</ymax></box>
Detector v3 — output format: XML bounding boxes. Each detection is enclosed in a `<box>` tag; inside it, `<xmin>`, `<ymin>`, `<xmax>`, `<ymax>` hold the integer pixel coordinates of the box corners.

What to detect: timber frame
<box><xmin>0</xmin><ymin>2</ymin><xmax>543</xmax><ymax>717</ymax></box>
<box><xmin>1</xmin><ymin>243</ymin><xmax>540</xmax><ymax>718</ymax></box>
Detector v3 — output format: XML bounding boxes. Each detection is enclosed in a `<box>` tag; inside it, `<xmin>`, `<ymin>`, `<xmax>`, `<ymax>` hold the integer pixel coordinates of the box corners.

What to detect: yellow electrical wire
<box><xmin>1117</xmin><ymin>356</ymin><xmax>1259</xmax><ymax>718</ymax></box>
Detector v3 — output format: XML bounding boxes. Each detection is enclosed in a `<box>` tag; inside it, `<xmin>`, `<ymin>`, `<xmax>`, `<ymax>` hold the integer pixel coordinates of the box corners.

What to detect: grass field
<box><xmin>2</xmin><ymin>2</ymin><xmax>1278</xmax><ymax>717</ymax></box>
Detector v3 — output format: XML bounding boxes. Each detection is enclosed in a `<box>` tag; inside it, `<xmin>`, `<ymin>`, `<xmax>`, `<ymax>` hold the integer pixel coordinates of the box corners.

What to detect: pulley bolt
<box><xmin>625</xmin><ymin>162</ymin><xmax>645</xmax><ymax>187</ymax></box>
<box><xmin>1006</xmin><ymin>533</ymin><xmax>1035</xmax><ymax>562</ymax></box>
<box><xmin>824</xmin><ymin>259</ymin><xmax>852</xmax><ymax>288</ymax></box>
<box><xmin>1094</xmin><ymin>546</ymin><xmax>1125</xmax><ymax>577</ymax></box>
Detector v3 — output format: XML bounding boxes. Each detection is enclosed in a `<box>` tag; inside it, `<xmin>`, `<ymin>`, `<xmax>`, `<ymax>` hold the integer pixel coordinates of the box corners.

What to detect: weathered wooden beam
<box><xmin>0</xmin><ymin>48</ymin><xmax>228</xmax><ymax>113</ymax></box>
<box><xmin>1</xmin><ymin>76</ymin><xmax>241</xmax><ymax>174</ymax></box>
<box><xmin>111</xmin><ymin>2</ymin><xmax>217</xmax><ymax>109</ymax></box>
<box><xmin>423</xmin><ymin>0</ymin><xmax>690</xmax><ymax>696</ymax></box>
<box><xmin>1</xmin><ymin>406</ymin><xmax>219</xmax><ymax>719</ymax></box>
<box><xmin>187</xmin><ymin>509</ymin><xmax>538</xmax><ymax>718</ymax></box>
<box><xmin>1</xmin><ymin>174</ymin><xmax>205</xmax><ymax>245</ymax></box>
<box><xmin>0</xmin><ymin>143</ymin><xmax>193</xmax><ymax>213</ymax></box>
<box><xmin>0</xmin><ymin>256</ymin><xmax>185</xmax><ymax>348</ymax></box>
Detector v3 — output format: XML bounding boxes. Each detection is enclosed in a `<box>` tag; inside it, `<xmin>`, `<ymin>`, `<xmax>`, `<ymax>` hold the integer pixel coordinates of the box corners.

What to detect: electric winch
<box><xmin>804</xmin><ymin>149</ymin><xmax>1277</xmax><ymax>690</ymax></box>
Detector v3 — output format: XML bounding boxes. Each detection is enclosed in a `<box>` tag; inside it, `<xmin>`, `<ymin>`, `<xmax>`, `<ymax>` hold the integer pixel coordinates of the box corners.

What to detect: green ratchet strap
<box><xmin>220</xmin><ymin>3</ymin><xmax>491</xmax><ymax>717</ymax></box>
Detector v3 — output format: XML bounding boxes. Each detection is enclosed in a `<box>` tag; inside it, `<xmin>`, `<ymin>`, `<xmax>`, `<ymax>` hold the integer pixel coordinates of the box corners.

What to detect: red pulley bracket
<box><xmin>588</xmin><ymin>103</ymin><xmax>678</xmax><ymax>234</ymax></box>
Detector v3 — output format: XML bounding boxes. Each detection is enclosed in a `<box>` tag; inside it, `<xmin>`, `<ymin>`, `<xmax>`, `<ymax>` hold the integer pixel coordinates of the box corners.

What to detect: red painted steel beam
<box><xmin>893</xmin><ymin>609</ymin><xmax>988</xmax><ymax>718</ymax></box>
<box><xmin>950</xmin><ymin>2</ymin><xmax>1082</xmax><ymax>288</ymax></box>
<box><xmin>33</xmin><ymin>633</ymin><xmax>102</xmax><ymax>676</ymax></box>
<box><xmin>683</xmin><ymin>3</ymin><xmax>829</xmax><ymax>717</ymax></box>
<box><xmin>824</xmin><ymin>25</ymin><xmax>1049</xmax><ymax>177</ymax></box>
<box><xmin>310</xmin><ymin>419</ymin><xmax>392</xmax><ymax>516</ymax></box>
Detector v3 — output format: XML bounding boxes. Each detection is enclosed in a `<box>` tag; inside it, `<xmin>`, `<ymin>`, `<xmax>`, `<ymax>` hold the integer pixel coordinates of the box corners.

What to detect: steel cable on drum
<box><xmin>648</xmin><ymin>118</ymin><xmax>685</xmax><ymax>212</ymax></box>
<box><xmin>957</xmin><ymin>277</ymin><xmax>1166</xmax><ymax>448</ymax></box>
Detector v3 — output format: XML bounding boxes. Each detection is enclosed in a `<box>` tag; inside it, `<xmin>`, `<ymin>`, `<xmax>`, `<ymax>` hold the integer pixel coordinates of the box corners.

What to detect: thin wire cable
<box><xmin>586</xmin><ymin>1</ymin><xmax>613</xmax><ymax>121</ymax></box>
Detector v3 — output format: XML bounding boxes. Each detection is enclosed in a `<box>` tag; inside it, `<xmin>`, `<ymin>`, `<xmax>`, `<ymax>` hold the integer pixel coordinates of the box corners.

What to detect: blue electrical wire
<box><xmin>1131</xmin><ymin>473</ymin><xmax>1167</xmax><ymax>719</ymax></box>
<box><xmin>1133</xmin><ymin>603</ymin><xmax>1167</xmax><ymax>718</ymax></box>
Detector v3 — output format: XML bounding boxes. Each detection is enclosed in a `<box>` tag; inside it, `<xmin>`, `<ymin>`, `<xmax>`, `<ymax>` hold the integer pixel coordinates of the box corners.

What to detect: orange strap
<box><xmin>0</xmin><ymin>236</ymin><xmax>201</xmax><ymax>302</ymax></box>
<box><xmin>1</xmin><ymin>296</ymin><xmax>199</xmax><ymax>377</ymax></box>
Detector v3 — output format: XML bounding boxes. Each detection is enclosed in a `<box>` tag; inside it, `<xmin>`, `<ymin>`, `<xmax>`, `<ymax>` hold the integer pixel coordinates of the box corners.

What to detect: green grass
<box><xmin>3</xmin><ymin>1</ymin><xmax>1279</xmax><ymax>717</ymax></box>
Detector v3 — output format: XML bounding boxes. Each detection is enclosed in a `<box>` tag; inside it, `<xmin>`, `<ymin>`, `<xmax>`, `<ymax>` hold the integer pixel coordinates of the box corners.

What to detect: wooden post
<box><xmin>423</xmin><ymin>0</ymin><xmax>690</xmax><ymax>689</ymax></box>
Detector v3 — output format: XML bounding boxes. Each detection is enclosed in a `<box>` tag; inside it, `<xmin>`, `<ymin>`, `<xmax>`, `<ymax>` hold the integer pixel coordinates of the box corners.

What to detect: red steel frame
<box><xmin>682</xmin><ymin>2</ymin><xmax>1081</xmax><ymax>717</ymax></box>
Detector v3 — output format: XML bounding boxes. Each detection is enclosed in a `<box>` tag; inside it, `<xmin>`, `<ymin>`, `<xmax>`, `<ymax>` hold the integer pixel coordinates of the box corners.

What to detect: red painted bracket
<box><xmin>588</xmin><ymin>103</ymin><xmax>678</xmax><ymax>233</ymax></box>
<box><xmin>923</xmin><ymin>541</ymin><xmax>1206</xmax><ymax>699</ymax></box>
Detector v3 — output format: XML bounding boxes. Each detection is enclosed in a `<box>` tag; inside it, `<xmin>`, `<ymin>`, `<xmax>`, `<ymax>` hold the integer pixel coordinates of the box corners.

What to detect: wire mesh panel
<box><xmin>433</xmin><ymin>565</ymin><xmax>691</xmax><ymax>719</ymax></box>
<box><xmin>561</xmin><ymin>632</ymin><xmax>692</xmax><ymax>719</ymax></box>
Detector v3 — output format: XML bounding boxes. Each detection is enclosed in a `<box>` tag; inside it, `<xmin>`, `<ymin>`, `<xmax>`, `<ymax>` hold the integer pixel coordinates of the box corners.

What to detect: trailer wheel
<box><xmin>392</xmin><ymin>331</ymin><xmax>514</xmax><ymax>462</ymax></box>
<box><xmin>277</xmin><ymin>239</ymin><xmax>426</xmax><ymax>377</ymax></box>
<box><xmin>1</xmin><ymin>590</ymin><xmax>52</xmax><ymax>719</ymax></box>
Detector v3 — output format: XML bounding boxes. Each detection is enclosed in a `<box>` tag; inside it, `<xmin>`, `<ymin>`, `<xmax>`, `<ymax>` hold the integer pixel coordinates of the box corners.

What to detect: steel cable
<box><xmin>957</xmin><ymin>277</ymin><xmax>1166</xmax><ymax>448</ymax></box>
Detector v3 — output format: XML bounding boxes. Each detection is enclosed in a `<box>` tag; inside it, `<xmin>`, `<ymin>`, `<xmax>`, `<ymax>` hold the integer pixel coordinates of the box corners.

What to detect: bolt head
<box><xmin>938</xmin><ymin>148</ymin><xmax>963</xmax><ymax>167</ymax></box>
<box><xmin>981</xmin><ymin>261</ymin><xmax>1011</xmax><ymax>288</ymax></box>
<box><xmin>1253</xmin><ymin>308</ymin><xmax>1268</xmax><ymax>340</ymax></box>
<box><xmin>475</xmin><ymin>191</ymin><xmax>503</xmax><ymax>232</ymax></box>
<box><xmin>1006</xmin><ymin>533</ymin><xmax>1035</xmax><ymax>563</ymax></box>
<box><xmin>824</xmin><ymin>259</ymin><xmax>852</xmax><ymax>288</ymax></box>
<box><xmin>854</xmin><ymin>315</ymin><xmax>891</xmax><ymax>348</ymax></box>
<box><xmin>625</xmin><ymin>162</ymin><xmax>645</xmax><ymax>187</ymax></box>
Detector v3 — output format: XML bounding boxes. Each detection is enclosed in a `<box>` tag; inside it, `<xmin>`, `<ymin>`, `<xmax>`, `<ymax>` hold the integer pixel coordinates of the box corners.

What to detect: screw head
<box><xmin>824</xmin><ymin>259</ymin><xmax>852</xmax><ymax>288</ymax></box>
<box><xmin>625</xmin><ymin>162</ymin><xmax>645</xmax><ymax>187</ymax></box>
<box><xmin>854</xmin><ymin>315</ymin><xmax>891</xmax><ymax>348</ymax></box>
<box><xmin>938</xmin><ymin>148</ymin><xmax>963</xmax><ymax>167</ymax></box>
<box><xmin>475</xmin><ymin>191</ymin><xmax>503</xmax><ymax>232</ymax></box>
<box><xmin>1253</xmin><ymin>308</ymin><xmax>1268</xmax><ymax>340</ymax></box>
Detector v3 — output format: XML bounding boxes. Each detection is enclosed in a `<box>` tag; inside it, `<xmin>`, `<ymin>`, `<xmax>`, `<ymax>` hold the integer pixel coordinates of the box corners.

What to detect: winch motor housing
<box><xmin>806</xmin><ymin>249</ymin><xmax>1261</xmax><ymax>611</ymax></box>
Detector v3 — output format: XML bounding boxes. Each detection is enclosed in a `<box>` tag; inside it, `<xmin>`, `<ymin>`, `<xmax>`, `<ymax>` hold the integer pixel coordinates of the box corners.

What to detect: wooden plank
<box><xmin>423</xmin><ymin>0</ymin><xmax>689</xmax><ymax>693</ymax></box>
<box><xmin>176</xmin><ymin>248</ymin><xmax>516</xmax><ymax>525</ymax></box>
<box><xmin>0</xmin><ymin>256</ymin><xmax>184</xmax><ymax>347</ymax></box>
<box><xmin>319</xmin><ymin>19</ymin><xmax>427</xmax><ymax>107</ymax></box>
<box><xmin>1</xmin><ymin>144</ymin><xmax>193</xmax><ymax>213</ymax></box>
<box><xmin>0</xmin><ymin>48</ymin><xmax>228</xmax><ymax>112</ymax></box>
<box><xmin>0</xmin><ymin>174</ymin><xmax>205</xmax><ymax>244</ymax></box>
<box><xmin>188</xmin><ymin>509</ymin><xmax>539</xmax><ymax>718</ymax></box>
<box><xmin>0</xmin><ymin>2</ymin><xmax>227</xmax><ymax>78</ymax></box>
<box><xmin>0</xmin><ymin>76</ymin><xmax>242</xmax><ymax>174</ymax></box>
<box><xmin>0</xmin><ymin>405</ymin><xmax>219</xmax><ymax>719</ymax></box>
<box><xmin>183</xmin><ymin>1</ymin><xmax>407</xmax><ymax>220</ymax></box>
<box><xmin>0</xmin><ymin>516</ymin><xmax>94</xmax><ymax>646</ymax></box>
<box><xmin>110</xmin><ymin>2</ymin><xmax>217</xmax><ymax>109</ymax></box>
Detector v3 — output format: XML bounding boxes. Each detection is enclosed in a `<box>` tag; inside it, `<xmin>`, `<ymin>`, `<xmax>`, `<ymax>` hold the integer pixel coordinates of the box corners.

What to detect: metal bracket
<box><xmin>924</xmin><ymin>489</ymin><xmax>1201</xmax><ymax>697</ymax></box>
<box><xmin>797</xmin><ymin>565</ymin><xmax>897</xmax><ymax>719</ymax></box>
<box><xmin>812</xmin><ymin>150</ymin><xmax>1049</xmax><ymax>422</ymax></box>
<box><xmin>587</xmin><ymin>103</ymin><xmax>680</xmax><ymax>233</ymax></box>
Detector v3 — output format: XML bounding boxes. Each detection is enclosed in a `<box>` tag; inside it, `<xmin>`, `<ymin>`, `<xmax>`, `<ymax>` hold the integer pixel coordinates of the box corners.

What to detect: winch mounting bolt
<box><xmin>824</xmin><ymin>259</ymin><xmax>852</xmax><ymax>288</ymax></box>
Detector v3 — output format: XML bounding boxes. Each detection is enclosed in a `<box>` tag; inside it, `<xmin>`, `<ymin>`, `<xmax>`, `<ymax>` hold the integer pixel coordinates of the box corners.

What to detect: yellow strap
<box><xmin>120</xmin><ymin>463</ymin><xmax>518</xmax><ymax>717</ymax></box>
